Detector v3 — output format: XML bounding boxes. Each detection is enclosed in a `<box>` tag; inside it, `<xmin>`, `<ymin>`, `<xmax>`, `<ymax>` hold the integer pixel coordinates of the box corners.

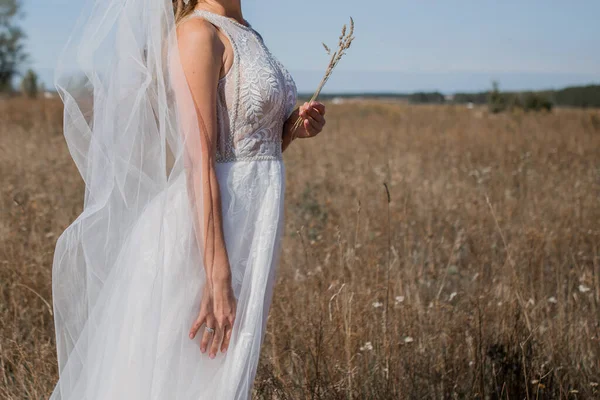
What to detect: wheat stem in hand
<box><xmin>291</xmin><ymin>17</ymin><xmax>355</xmax><ymax>139</ymax></box>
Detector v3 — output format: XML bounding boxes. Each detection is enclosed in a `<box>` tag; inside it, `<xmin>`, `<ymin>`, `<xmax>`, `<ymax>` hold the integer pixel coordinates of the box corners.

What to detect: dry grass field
<box><xmin>1</xmin><ymin>98</ymin><xmax>599</xmax><ymax>399</ymax></box>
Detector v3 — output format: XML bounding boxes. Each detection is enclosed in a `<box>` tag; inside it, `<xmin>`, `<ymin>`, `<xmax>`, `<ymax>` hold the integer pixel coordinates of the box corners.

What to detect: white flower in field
<box><xmin>360</xmin><ymin>342</ymin><xmax>373</xmax><ymax>351</ymax></box>
<box><xmin>372</xmin><ymin>301</ymin><xmax>383</xmax><ymax>308</ymax></box>
<box><xmin>526</xmin><ymin>298</ymin><xmax>535</xmax><ymax>307</ymax></box>
<box><xmin>395</xmin><ymin>296</ymin><xmax>405</xmax><ymax>305</ymax></box>
<box><xmin>404</xmin><ymin>336</ymin><xmax>414</xmax><ymax>344</ymax></box>
<box><xmin>590</xmin><ymin>382</ymin><xmax>598</xmax><ymax>387</ymax></box>
<box><xmin>578</xmin><ymin>284</ymin><xmax>591</xmax><ymax>293</ymax></box>
<box><xmin>449</xmin><ymin>292</ymin><xmax>457</xmax><ymax>301</ymax></box>
<box><xmin>548</xmin><ymin>296</ymin><xmax>558</xmax><ymax>304</ymax></box>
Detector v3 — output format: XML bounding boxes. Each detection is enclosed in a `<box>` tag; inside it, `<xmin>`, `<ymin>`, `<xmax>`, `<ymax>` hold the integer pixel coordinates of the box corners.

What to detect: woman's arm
<box><xmin>177</xmin><ymin>19</ymin><xmax>231</xmax><ymax>290</ymax></box>
<box><xmin>178</xmin><ymin>18</ymin><xmax>237</xmax><ymax>356</ymax></box>
<box><xmin>282</xmin><ymin>101</ymin><xmax>327</xmax><ymax>152</ymax></box>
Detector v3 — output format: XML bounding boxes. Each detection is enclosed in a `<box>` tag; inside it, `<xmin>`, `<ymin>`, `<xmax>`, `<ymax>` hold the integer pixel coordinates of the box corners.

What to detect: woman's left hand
<box><xmin>294</xmin><ymin>101</ymin><xmax>326</xmax><ymax>139</ymax></box>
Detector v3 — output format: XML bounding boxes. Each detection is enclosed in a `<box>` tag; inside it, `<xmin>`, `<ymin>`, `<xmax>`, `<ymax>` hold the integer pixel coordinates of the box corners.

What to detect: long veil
<box><xmin>51</xmin><ymin>0</ymin><xmax>208</xmax><ymax>397</ymax></box>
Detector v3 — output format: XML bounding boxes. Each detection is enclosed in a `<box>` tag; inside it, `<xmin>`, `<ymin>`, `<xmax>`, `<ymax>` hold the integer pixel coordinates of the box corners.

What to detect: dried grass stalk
<box><xmin>291</xmin><ymin>17</ymin><xmax>355</xmax><ymax>139</ymax></box>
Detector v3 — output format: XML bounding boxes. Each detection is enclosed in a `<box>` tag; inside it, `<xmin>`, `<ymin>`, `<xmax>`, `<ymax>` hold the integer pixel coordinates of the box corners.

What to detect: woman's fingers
<box><xmin>221</xmin><ymin>322</ymin><xmax>233</xmax><ymax>353</ymax></box>
<box><xmin>220</xmin><ymin>298</ymin><xmax>236</xmax><ymax>353</ymax></box>
<box><xmin>190</xmin><ymin>310</ymin><xmax>219</xmax><ymax>355</ymax></box>
<box><xmin>299</xmin><ymin>103</ymin><xmax>310</xmax><ymax>119</ymax></box>
<box><xmin>189</xmin><ymin>311</ymin><xmax>206</xmax><ymax>339</ymax></box>
<box><xmin>307</xmin><ymin>115</ymin><xmax>322</xmax><ymax>132</ymax></box>
<box><xmin>298</xmin><ymin>102</ymin><xmax>326</xmax><ymax>137</ymax></box>
<box><xmin>310</xmin><ymin>101</ymin><xmax>326</xmax><ymax>116</ymax></box>
<box><xmin>304</xmin><ymin>119</ymin><xmax>313</xmax><ymax>134</ymax></box>
<box><xmin>302</xmin><ymin>113</ymin><xmax>324</xmax><ymax>135</ymax></box>
<box><xmin>307</xmin><ymin>106</ymin><xmax>325</xmax><ymax>123</ymax></box>
<box><xmin>300</xmin><ymin>102</ymin><xmax>325</xmax><ymax>117</ymax></box>
<box><xmin>200</xmin><ymin>318</ymin><xmax>216</xmax><ymax>354</ymax></box>
<box><xmin>200</xmin><ymin>330</ymin><xmax>210</xmax><ymax>353</ymax></box>
<box><xmin>209</xmin><ymin>324</ymin><xmax>225</xmax><ymax>359</ymax></box>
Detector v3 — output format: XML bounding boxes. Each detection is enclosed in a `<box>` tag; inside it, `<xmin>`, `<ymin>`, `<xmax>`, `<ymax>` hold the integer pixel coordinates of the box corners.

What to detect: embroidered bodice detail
<box><xmin>190</xmin><ymin>10</ymin><xmax>298</xmax><ymax>163</ymax></box>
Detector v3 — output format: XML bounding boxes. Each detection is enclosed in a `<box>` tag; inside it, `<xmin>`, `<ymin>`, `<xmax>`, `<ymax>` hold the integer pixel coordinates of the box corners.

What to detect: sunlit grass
<box><xmin>1</xmin><ymin>98</ymin><xmax>599</xmax><ymax>398</ymax></box>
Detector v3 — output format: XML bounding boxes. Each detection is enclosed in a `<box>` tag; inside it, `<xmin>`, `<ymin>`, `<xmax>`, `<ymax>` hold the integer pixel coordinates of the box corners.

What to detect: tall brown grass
<box><xmin>1</xmin><ymin>98</ymin><xmax>599</xmax><ymax>399</ymax></box>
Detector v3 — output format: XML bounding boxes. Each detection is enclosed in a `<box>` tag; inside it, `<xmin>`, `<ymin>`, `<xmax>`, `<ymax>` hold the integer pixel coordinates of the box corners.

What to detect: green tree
<box><xmin>0</xmin><ymin>0</ymin><xmax>27</xmax><ymax>92</ymax></box>
<box><xmin>20</xmin><ymin>68</ymin><xmax>37</xmax><ymax>97</ymax></box>
<box><xmin>522</xmin><ymin>92</ymin><xmax>553</xmax><ymax>112</ymax></box>
<box><xmin>488</xmin><ymin>81</ymin><xmax>508</xmax><ymax>113</ymax></box>
<box><xmin>554</xmin><ymin>85</ymin><xmax>600</xmax><ymax>108</ymax></box>
<box><xmin>409</xmin><ymin>91</ymin><xmax>445</xmax><ymax>104</ymax></box>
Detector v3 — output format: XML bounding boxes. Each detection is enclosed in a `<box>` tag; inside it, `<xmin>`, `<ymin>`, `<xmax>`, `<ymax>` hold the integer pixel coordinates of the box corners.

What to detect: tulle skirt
<box><xmin>50</xmin><ymin>159</ymin><xmax>285</xmax><ymax>399</ymax></box>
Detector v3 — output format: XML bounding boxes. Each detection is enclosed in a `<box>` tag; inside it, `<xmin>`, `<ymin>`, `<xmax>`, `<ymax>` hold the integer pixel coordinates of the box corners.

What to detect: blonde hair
<box><xmin>172</xmin><ymin>0</ymin><xmax>200</xmax><ymax>24</ymax></box>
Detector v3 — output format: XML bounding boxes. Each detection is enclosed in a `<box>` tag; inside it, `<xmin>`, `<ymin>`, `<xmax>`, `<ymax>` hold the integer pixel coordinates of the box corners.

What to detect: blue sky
<box><xmin>22</xmin><ymin>0</ymin><xmax>600</xmax><ymax>93</ymax></box>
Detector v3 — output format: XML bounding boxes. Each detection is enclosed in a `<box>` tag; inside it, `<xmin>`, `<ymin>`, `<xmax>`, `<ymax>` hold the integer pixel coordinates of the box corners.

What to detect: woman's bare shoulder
<box><xmin>176</xmin><ymin>16</ymin><xmax>224</xmax><ymax>57</ymax></box>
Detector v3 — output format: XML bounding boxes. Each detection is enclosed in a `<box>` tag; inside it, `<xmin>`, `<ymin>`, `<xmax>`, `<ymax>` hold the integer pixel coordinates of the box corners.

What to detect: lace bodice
<box><xmin>189</xmin><ymin>10</ymin><xmax>298</xmax><ymax>163</ymax></box>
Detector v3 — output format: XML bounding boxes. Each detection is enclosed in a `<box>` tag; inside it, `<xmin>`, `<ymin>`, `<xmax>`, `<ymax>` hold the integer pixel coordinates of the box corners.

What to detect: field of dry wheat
<box><xmin>1</xmin><ymin>98</ymin><xmax>599</xmax><ymax>399</ymax></box>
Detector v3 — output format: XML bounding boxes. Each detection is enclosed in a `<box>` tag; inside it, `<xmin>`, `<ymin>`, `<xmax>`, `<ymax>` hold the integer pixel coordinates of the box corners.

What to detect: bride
<box><xmin>50</xmin><ymin>0</ymin><xmax>326</xmax><ymax>398</ymax></box>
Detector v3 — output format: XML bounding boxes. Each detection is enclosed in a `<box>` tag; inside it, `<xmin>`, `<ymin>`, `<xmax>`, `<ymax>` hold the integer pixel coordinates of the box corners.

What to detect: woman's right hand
<box><xmin>188</xmin><ymin>276</ymin><xmax>237</xmax><ymax>358</ymax></box>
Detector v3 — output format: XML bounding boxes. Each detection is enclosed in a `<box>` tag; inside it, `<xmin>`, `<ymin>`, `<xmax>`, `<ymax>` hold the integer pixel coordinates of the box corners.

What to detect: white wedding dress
<box><xmin>51</xmin><ymin>9</ymin><xmax>297</xmax><ymax>400</ymax></box>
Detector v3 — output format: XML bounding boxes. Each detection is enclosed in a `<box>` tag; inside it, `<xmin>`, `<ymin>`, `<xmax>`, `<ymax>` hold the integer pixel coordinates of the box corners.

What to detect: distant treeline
<box><xmin>455</xmin><ymin>84</ymin><xmax>600</xmax><ymax>108</ymax></box>
<box><xmin>304</xmin><ymin>84</ymin><xmax>600</xmax><ymax>109</ymax></box>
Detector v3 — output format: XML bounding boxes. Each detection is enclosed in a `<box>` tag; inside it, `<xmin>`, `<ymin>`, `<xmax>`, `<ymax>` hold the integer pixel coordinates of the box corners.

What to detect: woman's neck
<box><xmin>196</xmin><ymin>0</ymin><xmax>244</xmax><ymax>21</ymax></box>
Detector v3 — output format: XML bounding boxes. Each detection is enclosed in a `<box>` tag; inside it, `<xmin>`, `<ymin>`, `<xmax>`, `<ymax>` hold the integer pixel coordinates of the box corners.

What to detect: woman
<box><xmin>50</xmin><ymin>0</ymin><xmax>326</xmax><ymax>398</ymax></box>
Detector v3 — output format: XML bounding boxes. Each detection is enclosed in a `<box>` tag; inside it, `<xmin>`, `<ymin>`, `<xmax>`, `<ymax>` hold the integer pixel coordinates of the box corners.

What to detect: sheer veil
<box><xmin>51</xmin><ymin>0</ymin><xmax>207</xmax><ymax>397</ymax></box>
